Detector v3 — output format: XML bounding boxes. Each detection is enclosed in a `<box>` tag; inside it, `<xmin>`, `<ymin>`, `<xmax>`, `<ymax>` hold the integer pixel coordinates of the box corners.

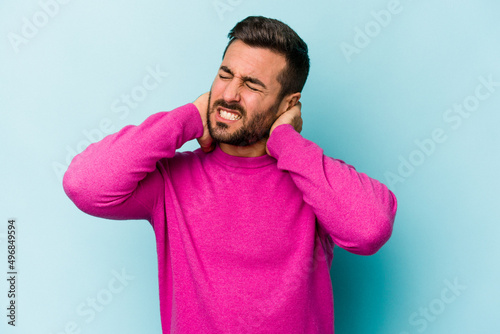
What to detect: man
<box><xmin>63</xmin><ymin>16</ymin><xmax>397</xmax><ymax>334</ymax></box>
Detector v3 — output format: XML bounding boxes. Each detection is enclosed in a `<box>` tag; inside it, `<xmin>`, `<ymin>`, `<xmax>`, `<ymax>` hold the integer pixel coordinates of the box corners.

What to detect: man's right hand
<box><xmin>193</xmin><ymin>92</ymin><xmax>215</xmax><ymax>153</ymax></box>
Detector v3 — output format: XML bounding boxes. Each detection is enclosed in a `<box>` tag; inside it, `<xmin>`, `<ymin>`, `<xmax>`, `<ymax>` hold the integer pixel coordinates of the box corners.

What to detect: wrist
<box><xmin>267</xmin><ymin>124</ymin><xmax>296</xmax><ymax>157</ymax></box>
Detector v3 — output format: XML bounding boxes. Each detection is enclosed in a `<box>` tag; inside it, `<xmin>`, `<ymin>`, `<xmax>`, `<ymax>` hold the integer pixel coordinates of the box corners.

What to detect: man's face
<box><xmin>207</xmin><ymin>40</ymin><xmax>287</xmax><ymax>146</ymax></box>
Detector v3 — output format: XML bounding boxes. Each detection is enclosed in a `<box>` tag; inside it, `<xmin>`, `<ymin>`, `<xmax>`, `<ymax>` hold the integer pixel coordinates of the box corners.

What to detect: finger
<box><xmin>201</xmin><ymin>139</ymin><xmax>215</xmax><ymax>152</ymax></box>
<box><xmin>197</xmin><ymin>138</ymin><xmax>209</xmax><ymax>151</ymax></box>
<box><xmin>297</xmin><ymin>118</ymin><xmax>303</xmax><ymax>133</ymax></box>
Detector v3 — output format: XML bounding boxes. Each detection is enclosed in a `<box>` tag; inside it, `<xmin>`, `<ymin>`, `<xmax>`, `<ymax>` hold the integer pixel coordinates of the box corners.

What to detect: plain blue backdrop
<box><xmin>1</xmin><ymin>0</ymin><xmax>499</xmax><ymax>333</ymax></box>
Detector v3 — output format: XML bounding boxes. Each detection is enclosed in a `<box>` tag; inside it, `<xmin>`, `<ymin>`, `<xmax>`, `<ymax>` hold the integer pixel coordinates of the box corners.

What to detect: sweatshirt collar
<box><xmin>211</xmin><ymin>143</ymin><xmax>276</xmax><ymax>168</ymax></box>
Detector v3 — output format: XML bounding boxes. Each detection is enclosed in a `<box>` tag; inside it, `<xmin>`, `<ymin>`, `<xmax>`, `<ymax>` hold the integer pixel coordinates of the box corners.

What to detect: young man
<box><xmin>63</xmin><ymin>16</ymin><xmax>397</xmax><ymax>334</ymax></box>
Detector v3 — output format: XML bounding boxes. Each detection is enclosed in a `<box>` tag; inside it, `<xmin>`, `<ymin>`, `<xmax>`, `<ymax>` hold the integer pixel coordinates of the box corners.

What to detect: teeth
<box><xmin>219</xmin><ymin>109</ymin><xmax>241</xmax><ymax>121</ymax></box>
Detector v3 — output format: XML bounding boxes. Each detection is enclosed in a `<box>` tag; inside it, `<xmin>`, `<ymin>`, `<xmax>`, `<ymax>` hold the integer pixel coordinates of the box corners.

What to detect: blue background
<box><xmin>1</xmin><ymin>0</ymin><xmax>499</xmax><ymax>333</ymax></box>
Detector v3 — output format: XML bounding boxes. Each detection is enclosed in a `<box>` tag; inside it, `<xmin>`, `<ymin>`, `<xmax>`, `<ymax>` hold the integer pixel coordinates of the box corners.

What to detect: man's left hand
<box><xmin>266</xmin><ymin>102</ymin><xmax>303</xmax><ymax>155</ymax></box>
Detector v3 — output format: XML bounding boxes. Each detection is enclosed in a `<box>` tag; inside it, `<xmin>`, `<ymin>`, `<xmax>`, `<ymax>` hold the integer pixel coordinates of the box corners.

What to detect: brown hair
<box><xmin>223</xmin><ymin>16</ymin><xmax>310</xmax><ymax>102</ymax></box>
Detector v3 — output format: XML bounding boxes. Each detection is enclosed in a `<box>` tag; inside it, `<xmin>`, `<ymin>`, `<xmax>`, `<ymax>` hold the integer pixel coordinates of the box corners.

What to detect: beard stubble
<box><xmin>206</xmin><ymin>93</ymin><xmax>281</xmax><ymax>147</ymax></box>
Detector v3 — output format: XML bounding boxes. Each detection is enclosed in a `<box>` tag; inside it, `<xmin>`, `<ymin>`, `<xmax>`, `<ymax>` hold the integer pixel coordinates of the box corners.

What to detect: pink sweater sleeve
<box><xmin>266</xmin><ymin>124</ymin><xmax>397</xmax><ymax>255</ymax></box>
<box><xmin>63</xmin><ymin>103</ymin><xmax>204</xmax><ymax>221</ymax></box>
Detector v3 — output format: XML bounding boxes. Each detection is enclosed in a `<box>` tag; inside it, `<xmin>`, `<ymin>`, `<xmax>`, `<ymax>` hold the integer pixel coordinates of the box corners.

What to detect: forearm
<box><xmin>63</xmin><ymin>103</ymin><xmax>204</xmax><ymax>218</ymax></box>
<box><xmin>267</xmin><ymin>124</ymin><xmax>397</xmax><ymax>255</ymax></box>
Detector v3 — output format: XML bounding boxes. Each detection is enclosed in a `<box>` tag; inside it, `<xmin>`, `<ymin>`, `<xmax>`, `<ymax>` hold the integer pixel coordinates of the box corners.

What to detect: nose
<box><xmin>222</xmin><ymin>78</ymin><xmax>241</xmax><ymax>103</ymax></box>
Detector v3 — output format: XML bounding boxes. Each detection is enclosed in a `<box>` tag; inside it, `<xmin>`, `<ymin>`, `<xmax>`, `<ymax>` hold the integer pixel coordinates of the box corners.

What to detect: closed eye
<box><xmin>246</xmin><ymin>83</ymin><xmax>260</xmax><ymax>92</ymax></box>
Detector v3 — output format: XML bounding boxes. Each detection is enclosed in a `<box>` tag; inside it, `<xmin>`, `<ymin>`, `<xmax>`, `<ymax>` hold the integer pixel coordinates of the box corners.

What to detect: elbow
<box><xmin>359</xmin><ymin>189</ymin><xmax>398</xmax><ymax>255</ymax></box>
<box><xmin>348</xmin><ymin>203</ymin><xmax>397</xmax><ymax>256</ymax></box>
<box><xmin>62</xmin><ymin>166</ymin><xmax>78</xmax><ymax>202</ymax></box>
<box><xmin>62</xmin><ymin>163</ymin><xmax>87</xmax><ymax>202</ymax></box>
<box><xmin>335</xmin><ymin>187</ymin><xmax>398</xmax><ymax>256</ymax></box>
<box><xmin>353</xmin><ymin>217</ymin><xmax>394</xmax><ymax>255</ymax></box>
<box><xmin>62</xmin><ymin>165</ymin><xmax>96</xmax><ymax>214</ymax></box>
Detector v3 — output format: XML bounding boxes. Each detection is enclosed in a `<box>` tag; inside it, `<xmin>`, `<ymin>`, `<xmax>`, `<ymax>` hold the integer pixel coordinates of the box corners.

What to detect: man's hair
<box><xmin>223</xmin><ymin>16</ymin><xmax>310</xmax><ymax>102</ymax></box>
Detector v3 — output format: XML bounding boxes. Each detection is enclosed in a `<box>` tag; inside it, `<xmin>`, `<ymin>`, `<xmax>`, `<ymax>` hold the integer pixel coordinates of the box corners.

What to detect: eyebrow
<box><xmin>219</xmin><ymin>66</ymin><xmax>268</xmax><ymax>90</ymax></box>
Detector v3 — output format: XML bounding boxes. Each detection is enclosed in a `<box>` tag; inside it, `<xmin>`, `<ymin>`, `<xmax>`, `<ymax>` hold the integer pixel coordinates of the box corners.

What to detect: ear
<box><xmin>286</xmin><ymin>92</ymin><xmax>301</xmax><ymax>111</ymax></box>
<box><xmin>278</xmin><ymin>92</ymin><xmax>301</xmax><ymax>116</ymax></box>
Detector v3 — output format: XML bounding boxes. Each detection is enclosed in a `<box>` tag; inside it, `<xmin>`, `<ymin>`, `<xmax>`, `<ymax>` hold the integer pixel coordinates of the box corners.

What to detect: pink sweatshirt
<box><xmin>63</xmin><ymin>103</ymin><xmax>397</xmax><ymax>333</ymax></box>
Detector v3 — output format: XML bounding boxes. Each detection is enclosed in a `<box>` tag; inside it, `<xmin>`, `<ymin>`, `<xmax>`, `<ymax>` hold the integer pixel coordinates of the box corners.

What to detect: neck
<box><xmin>219</xmin><ymin>139</ymin><xmax>267</xmax><ymax>157</ymax></box>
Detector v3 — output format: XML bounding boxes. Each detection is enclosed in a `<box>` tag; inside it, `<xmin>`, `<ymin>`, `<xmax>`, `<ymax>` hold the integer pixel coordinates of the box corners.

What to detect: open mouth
<box><xmin>217</xmin><ymin>107</ymin><xmax>242</xmax><ymax>121</ymax></box>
